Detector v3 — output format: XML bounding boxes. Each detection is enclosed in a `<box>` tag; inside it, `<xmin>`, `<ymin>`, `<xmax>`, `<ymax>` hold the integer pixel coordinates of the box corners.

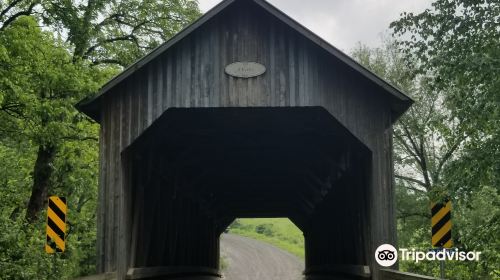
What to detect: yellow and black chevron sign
<box><xmin>45</xmin><ymin>196</ymin><xmax>67</xmax><ymax>253</ymax></box>
<box><xmin>431</xmin><ymin>199</ymin><xmax>452</xmax><ymax>248</ymax></box>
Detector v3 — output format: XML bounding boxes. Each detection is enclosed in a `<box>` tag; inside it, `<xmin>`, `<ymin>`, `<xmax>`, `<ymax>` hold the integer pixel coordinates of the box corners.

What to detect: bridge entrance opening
<box><xmin>122</xmin><ymin>106</ymin><xmax>372</xmax><ymax>279</ymax></box>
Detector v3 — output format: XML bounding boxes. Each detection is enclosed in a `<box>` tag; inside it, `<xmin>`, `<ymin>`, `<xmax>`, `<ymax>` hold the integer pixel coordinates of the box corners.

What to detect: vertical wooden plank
<box><xmin>183</xmin><ymin>39</ymin><xmax>192</xmax><ymax>108</ymax></box>
<box><xmin>96</xmin><ymin>96</ymin><xmax>107</xmax><ymax>273</ymax></box>
<box><xmin>193</xmin><ymin>31</ymin><xmax>201</xmax><ymax>107</ymax></box>
<box><xmin>128</xmin><ymin>160</ymin><xmax>138</xmax><ymax>267</ymax></box>
<box><xmin>147</xmin><ymin>64</ymin><xmax>154</xmax><ymax>126</ymax></box>
<box><xmin>133</xmin><ymin>73</ymin><xmax>141</xmax><ymax>139</ymax></box>
<box><xmin>130</xmin><ymin>75</ymin><xmax>139</xmax><ymax>144</ymax></box>
<box><xmin>303</xmin><ymin>41</ymin><xmax>311</xmax><ymax>106</ymax></box>
<box><xmin>156</xmin><ymin>57</ymin><xmax>164</xmax><ymax>117</ymax></box>
<box><xmin>207</xmin><ymin>18</ymin><xmax>217</xmax><ymax>108</ymax></box>
<box><xmin>287</xmin><ymin>31</ymin><xmax>296</xmax><ymax>107</ymax></box>
<box><xmin>210</xmin><ymin>18</ymin><xmax>219</xmax><ymax>108</ymax></box>
<box><xmin>228</xmin><ymin>16</ymin><xmax>238</xmax><ymax>106</ymax></box>
<box><xmin>269</xmin><ymin>21</ymin><xmax>276</xmax><ymax>107</ymax></box>
<box><xmin>243</xmin><ymin>11</ymin><xmax>252</xmax><ymax>106</ymax></box>
<box><xmin>175</xmin><ymin>47</ymin><xmax>182</xmax><ymax>107</ymax></box>
<box><xmin>103</xmin><ymin>95</ymin><xmax>113</xmax><ymax>272</ymax></box>
<box><xmin>105</xmin><ymin>93</ymin><xmax>117</xmax><ymax>272</ymax></box>
<box><xmin>141</xmin><ymin>149</ymin><xmax>154</xmax><ymax>264</ymax></box>
<box><xmin>298</xmin><ymin>39</ymin><xmax>307</xmax><ymax>106</ymax></box>
<box><xmin>165</xmin><ymin>52</ymin><xmax>173</xmax><ymax>110</ymax></box>
<box><xmin>220</xmin><ymin>18</ymin><xmax>229</xmax><ymax>107</ymax></box>
<box><xmin>117</xmin><ymin>83</ymin><xmax>128</xmax><ymax>279</ymax></box>
<box><xmin>294</xmin><ymin>36</ymin><xmax>301</xmax><ymax>107</ymax></box>
<box><xmin>141</xmin><ymin>70</ymin><xmax>149</xmax><ymax>133</ymax></box>
<box><xmin>151</xmin><ymin>62</ymin><xmax>158</xmax><ymax>122</ymax></box>
<box><xmin>112</xmin><ymin>88</ymin><xmax>122</xmax><ymax>272</ymax></box>
<box><xmin>156</xmin><ymin>154</ymin><xmax>169</xmax><ymax>264</ymax></box>
<box><xmin>200</xmin><ymin>28</ymin><xmax>210</xmax><ymax>108</ymax></box>
<box><xmin>278</xmin><ymin>23</ymin><xmax>287</xmax><ymax>107</ymax></box>
<box><xmin>310</xmin><ymin>50</ymin><xmax>319</xmax><ymax>105</ymax></box>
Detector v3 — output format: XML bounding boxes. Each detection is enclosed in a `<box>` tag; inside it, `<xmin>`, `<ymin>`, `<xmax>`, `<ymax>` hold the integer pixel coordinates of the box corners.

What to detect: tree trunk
<box><xmin>26</xmin><ymin>144</ymin><xmax>56</xmax><ymax>222</ymax></box>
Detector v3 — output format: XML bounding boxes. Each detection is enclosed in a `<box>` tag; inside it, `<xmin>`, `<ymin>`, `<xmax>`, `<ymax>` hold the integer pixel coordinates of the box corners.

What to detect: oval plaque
<box><xmin>225</xmin><ymin>62</ymin><xmax>266</xmax><ymax>78</ymax></box>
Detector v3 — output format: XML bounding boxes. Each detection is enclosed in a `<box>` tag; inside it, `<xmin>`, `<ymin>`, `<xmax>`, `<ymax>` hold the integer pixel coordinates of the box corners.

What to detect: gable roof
<box><xmin>77</xmin><ymin>0</ymin><xmax>412</xmax><ymax>121</ymax></box>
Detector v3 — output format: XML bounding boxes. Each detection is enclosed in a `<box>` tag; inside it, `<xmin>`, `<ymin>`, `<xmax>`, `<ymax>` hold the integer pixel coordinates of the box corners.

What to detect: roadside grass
<box><xmin>220</xmin><ymin>255</ymin><xmax>228</xmax><ymax>271</ymax></box>
<box><xmin>227</xmin><ymin>218</ymin><xmax>305</xmax><ymax>258</ymax></box>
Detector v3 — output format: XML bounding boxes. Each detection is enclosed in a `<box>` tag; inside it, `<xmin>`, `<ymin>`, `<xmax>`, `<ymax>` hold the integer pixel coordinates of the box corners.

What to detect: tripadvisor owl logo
<box><xmin>375</xmin><ymin>244</ymin><xmax>398</xmax><ymax>267</ymax></box>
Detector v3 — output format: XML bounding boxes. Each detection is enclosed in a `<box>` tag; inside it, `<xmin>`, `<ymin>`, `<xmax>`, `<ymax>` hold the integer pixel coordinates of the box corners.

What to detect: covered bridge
<box><xmin>78</xmin><ymin>0</ymin><xmax>413</xmax><ymax>279</ymax></box>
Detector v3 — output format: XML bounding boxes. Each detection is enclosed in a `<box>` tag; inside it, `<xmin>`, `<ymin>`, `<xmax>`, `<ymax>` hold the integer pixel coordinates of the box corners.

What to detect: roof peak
<box><xmin>77</xmin><ymin>0</ymin><xmax>412</xmax><ymax>121</ymax></box>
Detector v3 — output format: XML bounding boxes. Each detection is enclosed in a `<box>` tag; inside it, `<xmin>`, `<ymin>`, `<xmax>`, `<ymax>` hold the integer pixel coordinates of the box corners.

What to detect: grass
<box><xmin>220</xmin><ymin>255</ymin><xmax>229</xmax><ymax>271</ymax></box>
<box><xmin>227</xmin><ymin>218</ymin><xmax>305</xmax><ymax>258</ymax></box>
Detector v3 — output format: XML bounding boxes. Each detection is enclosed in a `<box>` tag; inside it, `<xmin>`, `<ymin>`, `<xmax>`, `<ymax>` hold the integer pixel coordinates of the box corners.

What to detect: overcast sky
<box><xmin>198</xmin><ymin>0</ymin><xmax>433</xmax><ymax>52</ymax></box>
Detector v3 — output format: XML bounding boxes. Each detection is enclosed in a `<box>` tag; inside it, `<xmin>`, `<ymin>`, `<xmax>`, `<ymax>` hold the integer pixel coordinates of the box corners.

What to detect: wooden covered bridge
<box><xmin>78</xmin><ymin>0</ymin><xmax>416</xmax><ymax>279</ymax></box>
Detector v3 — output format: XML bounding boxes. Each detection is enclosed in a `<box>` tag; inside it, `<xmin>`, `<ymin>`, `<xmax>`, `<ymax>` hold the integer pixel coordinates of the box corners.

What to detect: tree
<box><xmin>351</xmin><ymin>38</ymin><xmax>498</xmax><ymax>278</ymax></box>
<box><xmin>390</xmin><ymin>1</ymin><xmax>499</xmax><ymax>277</ymax></box>
<box><xmin>0</xmin><ymin>15</ymin><xmax>103</xmax><ymax>220</ymax></box>
<box><xmin>43</xmin><ymin>0</ymin><xmax>201</xmax><ymax>66</ymax></box>
<box><xmin>390</xmin><ymin>0</ymin><xmax>499</xmax><ymax>201</ymax></box>
<box><xmin>352</xmin><ymin>41</ymin><xmax>468</xmax><ymax>202</ymax></box>
<box><xmin>0</xmin><ymin>16</ymin><xmax>102</xmax><ymax>279</ymax></box>
<box><xmin>0</xmin><ymin>0</ymin><xmax>201</xmax><ymax>222</ymax></box>
<box><xmin>0</xmin><ymin>0</ymin><xmax>39</xmax><ymax>31</ymax></box>
<box><xmin>0</xmin><ymin>1</ymin><xmax>201</xmax><ymax>276</ymax></box>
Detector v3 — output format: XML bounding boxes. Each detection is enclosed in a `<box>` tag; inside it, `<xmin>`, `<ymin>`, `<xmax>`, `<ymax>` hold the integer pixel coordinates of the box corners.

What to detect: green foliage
<box><xmin>0</xmin><ymin>16</ymin><xmax>102</xmax><ymax>145</ymax></box>
<box><xmin>351</xmin><ymin>1</ymin><xmax>499</xmax><ymax>276</ymax></box>
<box><xmin>0</xmin><ymin>212</ymin><xmax>96</xmax><ymax>279</ymax></box>
<box><xmin>353</xmin><ymin>42</ymin><xmax>498</xmax><ymax>277</ymax></box>
<box><xmin>255</xmin><ymin>223</ymin><xmax>274</xmax><ymax>236</ymax></box>
<box><xmin>387</xmin><ymin>0</ymin><xmax>499</xmax><ymax>278</ymax></box>
<box><xmin>453</xmin><ymin>186</ymin><xmax>500</xmax><ymax>278</ymax></box>
<box><xmin>43</xmin><ymin>0</ymin><xmax>201</xmax><ymax>66</ymax></box>
<box><xmin>391</xmin><ymin>0</ymin><xmax>500</xmax><ymax>202</ymax></box>
<box><xmin>229</xmin><ymin>218</ymin><xmax>304</xmax><ymax>258</ymax></box>
<box><xmin>0</xmin><ymin>0</ymin><xmax>497</xmax><ymax>279</ymax></box>
<box><xmin>0</xmin><ymin>125</ymin><xmax>99</xmax><ymax>279</ymax></box>
<box><xmin>219</xmin><ymin>256</ymin><xmax>228</xmax><ymax>272</ymax></box>
<box><xmin>0</xmin><ymin>0</ymin><xmax>201</xmax><ymax>278</ymax></box>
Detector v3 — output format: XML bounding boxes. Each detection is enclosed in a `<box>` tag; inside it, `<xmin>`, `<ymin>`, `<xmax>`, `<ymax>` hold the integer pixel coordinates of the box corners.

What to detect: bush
<box><xmin>255</xmin><ymin>224</ymin><xmax>274</xmax><ymax>237</ymax></box>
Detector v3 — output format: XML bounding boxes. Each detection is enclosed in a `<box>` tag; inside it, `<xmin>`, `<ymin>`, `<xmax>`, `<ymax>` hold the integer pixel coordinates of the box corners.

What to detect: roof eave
<box><xmin>75</xmin><ymin>97</ymin><xmax>100</xmax><ymax>122</ymax></box>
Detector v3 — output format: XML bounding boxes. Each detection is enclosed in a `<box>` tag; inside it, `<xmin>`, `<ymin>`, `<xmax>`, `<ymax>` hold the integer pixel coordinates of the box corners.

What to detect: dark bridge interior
<box><xmin>123</xmin><ymin>107</ymin><xmax>372</xmax><ymax>279</ymax></box>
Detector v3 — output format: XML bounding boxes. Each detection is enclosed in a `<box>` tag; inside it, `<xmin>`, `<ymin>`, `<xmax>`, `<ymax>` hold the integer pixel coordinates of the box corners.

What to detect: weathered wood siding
<box><xmin>97</xmin><ymin>1</ymin><xmax>396</xmax><ymax>278</ymax></box>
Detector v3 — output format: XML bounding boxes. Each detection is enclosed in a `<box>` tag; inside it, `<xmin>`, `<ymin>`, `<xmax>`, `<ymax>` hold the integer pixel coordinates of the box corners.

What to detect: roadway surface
<box><xmin>220</xmin><ymin>234</ymin><xmax>304</xmax><ymax>280</ymax></box>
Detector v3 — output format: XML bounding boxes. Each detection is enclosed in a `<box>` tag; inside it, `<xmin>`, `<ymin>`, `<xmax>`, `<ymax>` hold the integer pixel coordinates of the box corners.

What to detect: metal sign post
<box><xmin>440</xmin><ymin>259</ymin><xmax>445</xmax><ymax>279</ymax></box>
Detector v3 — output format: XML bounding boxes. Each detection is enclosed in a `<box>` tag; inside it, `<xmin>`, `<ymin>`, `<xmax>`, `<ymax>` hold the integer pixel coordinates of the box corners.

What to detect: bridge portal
<box><xmin>78</xmin><ymin>0</ymin><xmax>412</xmax><ymax>279</ymax></box>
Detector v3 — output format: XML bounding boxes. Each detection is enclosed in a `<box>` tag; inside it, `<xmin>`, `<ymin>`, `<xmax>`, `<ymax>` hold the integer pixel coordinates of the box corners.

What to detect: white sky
<box><xmin>198</xmin><ymin>0</ymin><xmax>433</xmax><ymax>52</ymax></box>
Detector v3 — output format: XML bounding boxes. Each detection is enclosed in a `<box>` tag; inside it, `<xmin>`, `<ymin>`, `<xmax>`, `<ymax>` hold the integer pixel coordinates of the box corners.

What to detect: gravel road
<box><xmin>220</xmin><ymin>234</ymin><xmax>304</xmax><ymax>280</ymax></box>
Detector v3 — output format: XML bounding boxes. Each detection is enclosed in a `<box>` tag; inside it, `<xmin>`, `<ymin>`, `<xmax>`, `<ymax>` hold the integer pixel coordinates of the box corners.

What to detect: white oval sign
<box><xmin>225</xmin><ymin>62</ymin><xmax>266</xmax><ymax>78</ymax></box>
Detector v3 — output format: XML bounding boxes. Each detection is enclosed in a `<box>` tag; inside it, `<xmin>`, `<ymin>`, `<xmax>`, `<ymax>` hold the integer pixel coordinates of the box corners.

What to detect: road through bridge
<box><xmin>221</xmin><ymin>234</ymin><xmax>303</xmax><ymax>280</ymax></box>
